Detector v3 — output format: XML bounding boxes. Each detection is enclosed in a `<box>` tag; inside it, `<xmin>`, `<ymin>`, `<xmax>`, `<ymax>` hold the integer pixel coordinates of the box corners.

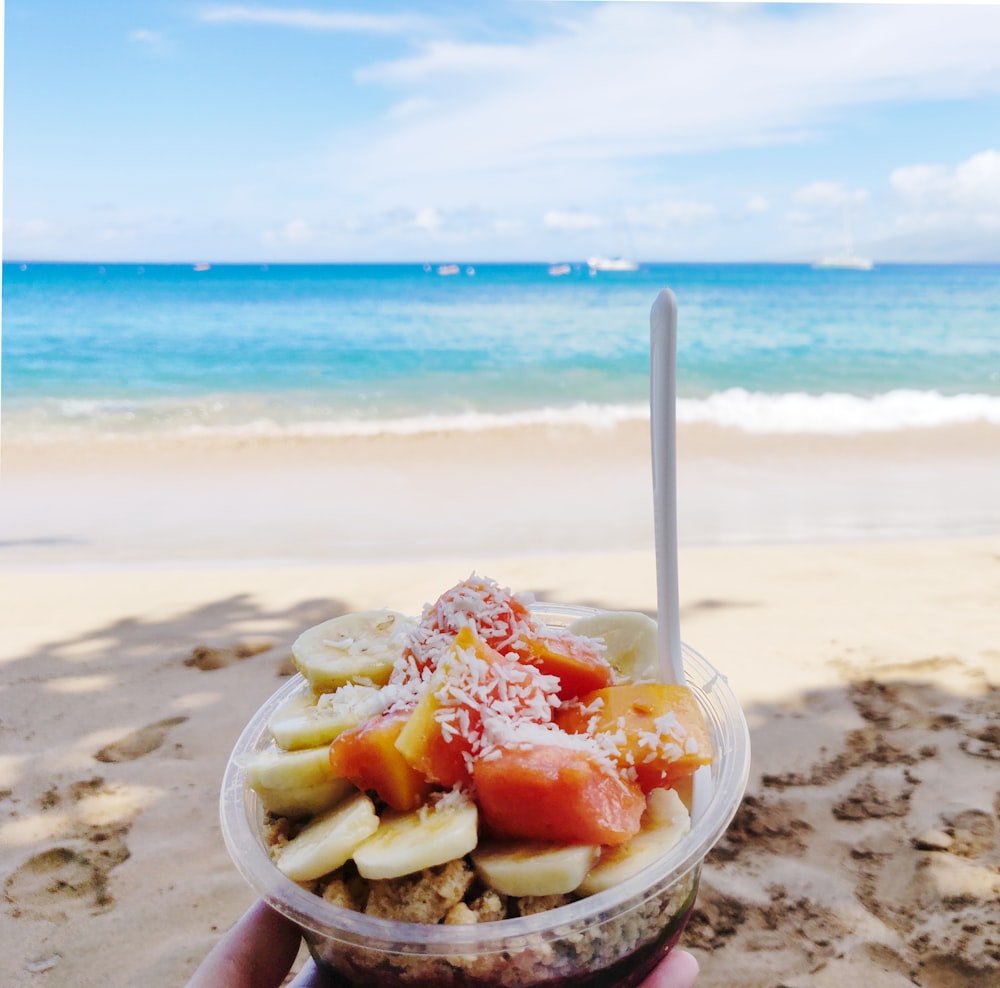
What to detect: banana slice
<box><xmin>292</xmin><ymin>610</ymin><xmax>414</xmax><ymax>692</ymax></box>
<box><xmin>472</xmin><ymin>841</ymin><xmax>599</xmax><ymax>897</ymax></box>
<box><xmin>578</xmin><ymin>787</ymin><xmax>690</xmax><ymax>896</ymax></box>
<box><xmin>276</xmin><ymin>791</ymin><xmax>380</xmax><ymax>882</ymax></box>
<box><xmin>353</xmin><ymin>794</ymin><xmax>479</xmax><ymax>881</ymax></box>
<box><xmin>244</xmin><ymin>745</ymin><xmax>355</xmax><ymax>818</ymax></box>
<box><xmin>252</xmin><ymin>780</ymin><xmax>355</xmax><ymax>818</ymax></box>
<box><xmin>568</xmin><ymin>611</ymin><xmax>659</xmax><ymax>683</ymax></box>
<box><xmin>268</xmin><ymin>684</ymin><xmax>385</xmax><ymax>750</ymax></box>
<box><xmin>245</xmin><ymin>745</ymin><xmax>339</xmax><ymax>791</ymax></box>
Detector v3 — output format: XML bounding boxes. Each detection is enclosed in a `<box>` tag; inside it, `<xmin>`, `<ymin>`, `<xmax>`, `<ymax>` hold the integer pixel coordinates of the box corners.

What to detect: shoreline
<box><xmin>5</xmin><ymin>388</ymin><xmax>1000</xmax><ymax>448</ymax></box>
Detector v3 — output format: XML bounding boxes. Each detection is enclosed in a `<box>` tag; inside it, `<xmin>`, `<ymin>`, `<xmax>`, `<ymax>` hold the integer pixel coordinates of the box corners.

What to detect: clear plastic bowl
<box><xmin>220</xmin><ymin>603</ymin><xmax>750</xmax><ymax>987</ymax></box>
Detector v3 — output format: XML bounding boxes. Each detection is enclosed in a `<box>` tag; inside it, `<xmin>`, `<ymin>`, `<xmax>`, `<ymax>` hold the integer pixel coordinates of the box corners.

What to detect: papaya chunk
<box><xmin>513</xmin><ymin>629</ymin><xmax>615</xmax><ymax>700</ymax></box>
<box><xmin>395</xmin><ymin>627</ymin><xmax>560</xmax><ymax>788</ymax></box>
<box><xmin>556</xmin><ymin>683</ymin><xmax>713</xmax><ymax>792</ymax></box>
<box><xmin>329</xmin><ymin>709</ymin><xmax>432</xmax><ymax>811</ymax></box>
<box><xmin>473</xmin><ymin>743</ymin><xmax>644</xmax><ymax>846</ymax></box>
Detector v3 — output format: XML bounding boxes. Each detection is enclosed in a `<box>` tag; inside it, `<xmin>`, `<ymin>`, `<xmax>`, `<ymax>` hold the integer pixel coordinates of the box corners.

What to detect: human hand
<box><xmin>185</xmin><ymin>900</ymin><xmax>699</xmax><ymax>988</ymax></box>
<box><xmin>638</xmin><ymin>946</ymin><xmax>699</xmax><ymax>988</ymax></box>
<box><xmin>184</xmin><ymin>901</ymin><xmax>301</xmax><ymax>988</ymax></box>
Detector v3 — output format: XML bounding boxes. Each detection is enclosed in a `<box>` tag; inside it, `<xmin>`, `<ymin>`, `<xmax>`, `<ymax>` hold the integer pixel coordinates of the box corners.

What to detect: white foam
<box><xmin>677</xmin><ymin>389</ymin><xmax>1000</xmax><ymax>434</ymax></box>
<box><xmin>9</xmin><ymin>390</ymin><xmax>1000</xmax><ymax>443</ymax></box>
<box><xmin>211</xmin><ymin>391</ymin><xmax>1000</xmax><ymax>438</ymax></box>
<box><xmin>55</xmin><ymin>398</ymin><xmax>143</xmax><ymax>418</ymax></box>
<box><xmin>133</xmin><ymin>402</ymin><xmax>650</xmax><ymax>441</ymax></box>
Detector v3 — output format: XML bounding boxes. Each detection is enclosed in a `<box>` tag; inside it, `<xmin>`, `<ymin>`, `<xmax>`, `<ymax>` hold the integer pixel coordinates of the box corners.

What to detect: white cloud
<box><xmin>412</xmin><ymin>207</ymin><xmax>443</xmax><ymax>232</ymax></box>
<box><xmin>385</xmin><ymin>97</ymin><xmax>435</xmax><ymax>121</ymax></box>
<box><xmin>4</xmin><ymin>218</ymin><xmax>60</xmax><ymax>239</ymax></box>
<box><xmin>198</xmin><ymin>6</ymin><xmax>427</xmax><ymax>34</ymax></box>
<box><xmin>744</xmin><ymin>195</ymin><xmax>769</xmax><ymax>215</ymax></box>
<box><xmin>283</xmin><ymin>218</ymin><xmax>312</xmax><ymax>242</ymax></box>
<box><xmin>335</xmin><ymin>3</ymin><xmax>1000</xmax><ymax>213</ymax></box>
<box><xmin>889</xmin><ymin>149</ymin><xmax>1000</xmax><ymax>232</ymax></box>
<box><xmin>357</xmin><ymin>40</ymin><xmax>530</xmax><ymax>85</ymax></box>
<box><xmin>891</xmin><ymin>150</ymin><xmax>1000</xmax><ymax>211</ymax></box>
<box><xmin>891</xmin><ymin>163</ymin><xmax>951</xmax><ymax>204</ymax></box>
<box><xmin>543</xmin><ymin>210</ymin><xmax>603</xmax><ymax>232</ymax></box>
<box><xmin>956</xmin><ymin>150</ymin><xmax>1000</xmax><ymax>209</ymax></box>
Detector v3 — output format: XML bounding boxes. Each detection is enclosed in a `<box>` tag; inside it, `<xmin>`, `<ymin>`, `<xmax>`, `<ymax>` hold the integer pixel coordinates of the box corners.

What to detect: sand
<box><xmin>3</xmin><ymin>420</ymin><xmax>999</xmax><ymax>565</ymax></box>
<box><xmin>1</xmin><ymin>422</ymin><xmax>998</xmax><ymax>987</ymax></box>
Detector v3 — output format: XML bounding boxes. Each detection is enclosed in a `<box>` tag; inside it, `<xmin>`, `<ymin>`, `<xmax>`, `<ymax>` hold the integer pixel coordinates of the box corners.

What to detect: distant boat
<box><xmin>437</xmin><ymin>264</ymin><xmax>460</xmax><ymax>276</ymax></box>
<box><xmin>548</xmin><ymin>263</ymin><xmax>572</xmax><ymax>276</ymax></box>
<box><xmin>587</xmin><ymin>255</ymin><xmax>638</xmax><ymax>273</ymax></box>
<box><xmin>813</xmin><ymin>253</ymin><xmax>874</xmax><ymax>271</ymax></box>
<box><xmin>193</xmin><ymin>263</ymin><xmax>211</xmax><ymax>272</ymax></box>
<box><xmin>814</xmin><ymin>210</ymin><xmax>873</xmax><ymax>270</ymax></box>
<box><xmin>589</xmin><ymin>206</ymin><xmax>639</xmax><ymax>273</ymax></box>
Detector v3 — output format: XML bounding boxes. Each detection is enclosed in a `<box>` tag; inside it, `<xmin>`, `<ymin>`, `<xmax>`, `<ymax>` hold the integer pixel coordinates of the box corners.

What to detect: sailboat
<box><xmin>813</xmin><ymin>251</ymin><xmax>873</xmax><ymax>271</ymax></box>
<box><xmin>587</xmin><ymin>255</ymin><xmax>638</xmax><ymax>272</ymax></box>
<box><xmin>588</xmin><ymin>208</ymin><xmax>639</xmax><ymax>272</ymax></box>
<box><xmin>813</xmin><ymin>211</ymin><xmax>873</xmax><ymax>270</ymax></box>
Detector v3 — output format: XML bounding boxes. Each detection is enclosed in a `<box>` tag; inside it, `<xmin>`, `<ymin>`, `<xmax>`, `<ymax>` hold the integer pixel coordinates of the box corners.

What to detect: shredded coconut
<box><xmin>321</xmin><ymin>577</ymin><xmax>699</xmax><ymax>826</ymax></box>
<box><xmin>404</xmin><ymin>574</ymin><xmax>537</xmax><ymax>671</ymax></box>
<box><xmin>322</xmin><ymin>636</ymin><xmax>355</xmax><ymax>649</ymax></box>
<box><xmin>316</xmin><ymin>683</ymin><xmax>389</xmax><ymax>720</ymax></box>
<box><xmin>418</xmin><ymin>785</ymin><xmax>473</xmax><ymax>822</ymax></box>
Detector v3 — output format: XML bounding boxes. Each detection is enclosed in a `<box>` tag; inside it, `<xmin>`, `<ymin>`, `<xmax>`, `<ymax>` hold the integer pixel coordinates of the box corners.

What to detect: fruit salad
<box><xmin>242</xmin><ymin>575</ymin><xmax>713</xmax><ymax>921</ymax></box>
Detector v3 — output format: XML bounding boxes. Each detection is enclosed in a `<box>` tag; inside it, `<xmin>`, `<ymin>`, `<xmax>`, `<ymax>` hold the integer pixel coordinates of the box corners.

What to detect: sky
<box><xmin>4</xmin><ymin>1</ymin><xmax>1000</xmax><ymax>264</ymax></box>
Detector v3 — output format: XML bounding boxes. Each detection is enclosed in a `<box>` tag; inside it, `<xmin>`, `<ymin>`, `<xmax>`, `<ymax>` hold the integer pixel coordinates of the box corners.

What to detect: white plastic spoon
<box><xmin>649</xmin><ymin>287</ymin><xmax>714</xmax><ymax>820</ymax></box>
<box><xmin>650</xmin><ymin>288</ymin><xmax>683</xmax><ymax>684</ymax></box>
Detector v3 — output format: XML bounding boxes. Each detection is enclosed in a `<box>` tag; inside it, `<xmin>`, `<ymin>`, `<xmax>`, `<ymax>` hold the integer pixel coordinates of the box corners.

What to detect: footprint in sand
<box><xmin>939</xmin><ymin>808</ymin><xmax>997</xmax><ymax>859</ymax></box>
<box><xmin>960</xmin><ymin>723</ymin><xmax>1000</xmax><ymax>760</ymax></box>
<box><xmin>709</xmin><ymin>793</ymin><xmax>813</xmax><ymax>862</ymax></box>
<box><xmin>4</xmin><ymin>830</ymin><xmax>130</xmax><ymax>921</ymax></box>
<box><xmin>687</xmin><ymin>881</ymin><xmax>850</xmax><ymax>962</ymax></box>
<box><xmin>7</xmin><ymin>776</ymin><xmax>136</xmax><ymax>923</ymax></box>
<box><xmin>685</xmin><ymin>888</ymin><xmax>748</xmax><ymax>951</ymax></box>
<box><xmin>832</xmin><ymin>771</ymin><xmax>916</xmax><ymax>821</ymax></box>
<box><xmin>94</xmin><ymin>716</ymin><xmax>188</xmax><ymax>763</ymax></box>
<box><xmin>184</xmin><ymin>640</ymin><xmax>273</xmax><ymax>671</ymax></box>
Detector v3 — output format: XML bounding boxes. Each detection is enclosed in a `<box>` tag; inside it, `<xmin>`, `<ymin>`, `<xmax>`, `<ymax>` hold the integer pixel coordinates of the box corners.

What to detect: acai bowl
<box><xmin>220</xmin><ymin>577</ymin><xmax>750</xmax><ymax>987</ymax></box>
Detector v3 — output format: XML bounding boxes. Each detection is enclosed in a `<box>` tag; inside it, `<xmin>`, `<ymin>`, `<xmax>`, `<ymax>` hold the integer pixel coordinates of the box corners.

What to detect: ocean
<box><xmin>3</xmin><ymin>261</ymin><xmax>1000</xmax><ymax>442</ymax></box>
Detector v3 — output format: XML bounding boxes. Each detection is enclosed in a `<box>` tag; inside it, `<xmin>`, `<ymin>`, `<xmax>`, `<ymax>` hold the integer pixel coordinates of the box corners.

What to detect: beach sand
<box><xmin>1</xmin><ymin>422</ymin><xmax>998</xmax><ymax>987</ymax></box>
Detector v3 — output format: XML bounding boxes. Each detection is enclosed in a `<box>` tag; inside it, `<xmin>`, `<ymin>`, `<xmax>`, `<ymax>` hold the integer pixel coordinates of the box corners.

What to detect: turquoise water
<box><xmin>3</xmin><ymin>261</ymin><xmax>999</xmax><ymax>439</ymax></box>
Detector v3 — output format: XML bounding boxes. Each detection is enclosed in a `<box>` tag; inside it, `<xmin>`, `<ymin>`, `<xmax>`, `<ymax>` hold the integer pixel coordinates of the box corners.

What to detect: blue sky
<box><xmin>5</xmin><ymin>1</ymin><xmax>1000</xmax><ymax>263</ymax></box>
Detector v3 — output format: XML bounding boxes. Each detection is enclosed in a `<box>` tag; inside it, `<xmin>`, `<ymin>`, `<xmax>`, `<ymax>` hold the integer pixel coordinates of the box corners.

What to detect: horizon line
<box><xmin>6</xmin><ymin>258</ymin><xmax>1000</xmax><ymax>268</ymax></box>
